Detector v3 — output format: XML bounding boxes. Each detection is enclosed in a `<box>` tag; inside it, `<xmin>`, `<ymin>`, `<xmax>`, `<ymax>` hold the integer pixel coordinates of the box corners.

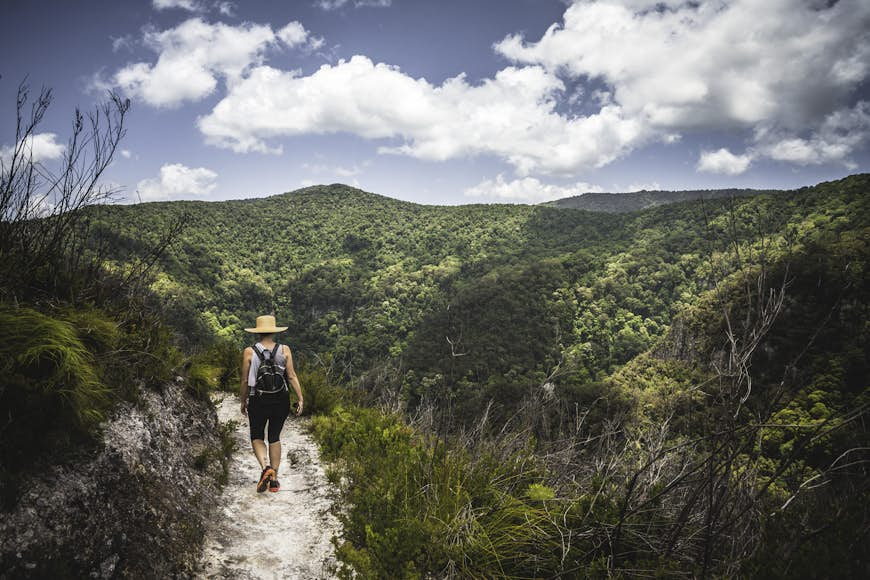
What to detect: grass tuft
<box><xmin>0</xmin><ymin>305</ymin><xmax>110</xmax><ymax>428</ymax></box>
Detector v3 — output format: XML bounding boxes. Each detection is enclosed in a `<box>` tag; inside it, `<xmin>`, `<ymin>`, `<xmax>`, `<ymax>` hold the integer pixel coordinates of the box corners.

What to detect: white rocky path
<box><xmin>199</xmin><ymin>394</ymin><xmax>340</xmax><ymax>579</ymax></box>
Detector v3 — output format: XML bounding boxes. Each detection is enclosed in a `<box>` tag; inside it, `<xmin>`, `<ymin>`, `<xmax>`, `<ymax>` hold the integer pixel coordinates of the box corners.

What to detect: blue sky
<box><xmin>2</xmin><ymin>0</ymin><xmax>869</xmax><ymax>205</ymax></box>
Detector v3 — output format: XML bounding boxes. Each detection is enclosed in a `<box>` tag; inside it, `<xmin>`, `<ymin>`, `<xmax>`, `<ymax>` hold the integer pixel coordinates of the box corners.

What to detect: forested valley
<box><xmin>84</xmin><ymin>175</ymin><xmax>869</xmax><ymax>577</ymax></box>
<box><xmin>3</xmin><ymin>129</ymin><xmax>868</xmax><ymax>575</ymax></box>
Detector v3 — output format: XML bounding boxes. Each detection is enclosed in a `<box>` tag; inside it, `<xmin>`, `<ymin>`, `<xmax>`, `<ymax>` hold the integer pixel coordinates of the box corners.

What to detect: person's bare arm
<box><xmin>284</xmin><ymin>345</ymin><xmax>304</xmax><ymax>415</ymax></box>
<box><xmin>240</xmin><ymin>347</ymin><xmax>253</xmax><ymax>415</ymax></box>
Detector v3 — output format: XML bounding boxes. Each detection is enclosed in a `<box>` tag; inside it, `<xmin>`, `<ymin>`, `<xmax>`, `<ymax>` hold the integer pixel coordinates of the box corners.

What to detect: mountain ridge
<box><xmin>86</xmin><ymin>173</ymin><xmax>870</xmax><ymax>374</ymax></box>
<box><xmin>122</xmin><ymin>175</ymin><xmax>866</xmax><ymax>213</ymax></box>
<box><xmin>544</xmin><ymin>186</ymin><xmax>781</xmax><ymax>213</ymax></box>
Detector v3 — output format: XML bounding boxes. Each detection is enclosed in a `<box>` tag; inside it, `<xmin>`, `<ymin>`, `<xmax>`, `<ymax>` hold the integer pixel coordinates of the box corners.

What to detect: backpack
<box><xmin>252</xmin><ymin>343</ymin><xmax>288</xmax><ymax>395</ymax></box>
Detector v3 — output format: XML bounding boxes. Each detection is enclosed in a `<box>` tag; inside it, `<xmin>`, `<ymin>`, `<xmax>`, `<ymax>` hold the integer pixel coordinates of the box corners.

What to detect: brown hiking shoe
<box><xmin>269</xmin><ymin>479</ymin><xmax>280</xmax><ymax>493</ymax></box>
<box><xmin>257</xmin><ymin>466</ymin><xmax>276</xmax><ymax>493</ymax></box>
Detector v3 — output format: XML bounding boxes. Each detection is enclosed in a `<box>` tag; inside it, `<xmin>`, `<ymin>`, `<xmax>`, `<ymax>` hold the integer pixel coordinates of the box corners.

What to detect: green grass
<box><xmin>0</xmin><ymin>305</ymin><xmax>111</xmax><ymax>428</ymax></box>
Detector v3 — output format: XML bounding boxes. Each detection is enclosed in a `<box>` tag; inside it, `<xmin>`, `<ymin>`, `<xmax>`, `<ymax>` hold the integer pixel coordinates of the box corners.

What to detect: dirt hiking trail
<box><xmin>199</xmin><ymin>394</ymin><xmax>340</xmax><ymax>579</ymax></box>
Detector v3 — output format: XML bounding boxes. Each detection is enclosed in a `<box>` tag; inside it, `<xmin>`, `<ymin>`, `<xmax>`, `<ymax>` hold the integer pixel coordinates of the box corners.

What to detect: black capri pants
<box><xmin>247</xmin><ymin>390</ymin><xmax>291</xmax><ymax>443</ymax></box>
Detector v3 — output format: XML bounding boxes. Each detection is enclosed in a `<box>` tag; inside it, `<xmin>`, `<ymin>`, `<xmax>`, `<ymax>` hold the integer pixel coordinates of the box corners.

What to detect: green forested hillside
<box><xmin>90</xmin><ymin>174</ymin><xmax>869</xmax><ymax>577</ymax></box>
<box><xmin>90</xmin><ymin>176</ymin><xmax>866</xmax><ymax>410</ymax></box>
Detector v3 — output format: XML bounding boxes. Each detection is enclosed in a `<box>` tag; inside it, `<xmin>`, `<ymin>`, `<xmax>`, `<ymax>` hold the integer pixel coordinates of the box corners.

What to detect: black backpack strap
<box><xmin>253</xmin><ymin>344</ymin><xmax>267</xmax><ymax>362</ymax></box>
<box><xmin>270</xmin><ymin>343</ymin><xmax>280</xmax><ymax>361</ymax></box>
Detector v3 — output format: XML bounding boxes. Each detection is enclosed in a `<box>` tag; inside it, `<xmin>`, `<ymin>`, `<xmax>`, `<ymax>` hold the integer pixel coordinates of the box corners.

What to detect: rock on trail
<box><xmin>199</xmin><ymin>394</ymin><xmax>340</xmax><ymax>579</ymax></box>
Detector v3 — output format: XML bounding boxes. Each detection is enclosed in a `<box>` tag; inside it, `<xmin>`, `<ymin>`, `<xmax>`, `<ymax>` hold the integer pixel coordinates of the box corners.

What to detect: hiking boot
<box><xmin>269</xmin><ymin>479</ymin><xmax>280</xmax><ymax>493</ymax></box>
<box><xmin>257</xmin><ymin>466</ymin><xmax>276</xmax><ymax>493</ymax></box>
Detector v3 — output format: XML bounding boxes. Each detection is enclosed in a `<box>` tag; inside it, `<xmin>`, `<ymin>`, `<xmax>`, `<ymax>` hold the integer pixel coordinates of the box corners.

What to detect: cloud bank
<box><xmin>198</xmin><ymin>56</ymin><xmax>644</xmax><ymax>174</ymax></box>
<box><xmin>114</xmin><ymin>0</ymin><xmax>870</xmax><ymax>185</ymax></box>
<box><xmin>496</xmin><ymin>0</ymin><xmax>870</xmax><ymax>169</ymax></box>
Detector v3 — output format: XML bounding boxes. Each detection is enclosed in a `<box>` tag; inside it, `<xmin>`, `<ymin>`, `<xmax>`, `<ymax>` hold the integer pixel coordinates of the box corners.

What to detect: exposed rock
<box><xmin>0</xmin><ymin>383</ymin><xmax>222</xmax><ymax>578</ymax></box>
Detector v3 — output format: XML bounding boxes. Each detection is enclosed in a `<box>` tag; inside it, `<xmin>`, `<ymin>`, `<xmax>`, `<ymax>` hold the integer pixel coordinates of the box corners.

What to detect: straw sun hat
<box><xmin>244</xmin><ymin>315</ymin><xmax>288</xmax><ymax>334</ymax></box>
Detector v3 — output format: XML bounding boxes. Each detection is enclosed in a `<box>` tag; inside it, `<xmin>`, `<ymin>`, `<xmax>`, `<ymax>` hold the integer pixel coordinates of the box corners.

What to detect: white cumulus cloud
<box><xmin>23</xmin><ymin>133</ymin><xmax>65</xmax><ymax>162</ymax></box>
<box><xmin>136</xmin><ymin>163</ymin><xmax>218</xmax><ymax>201</ymax></box>
<box><xmin>198</xmin><ymin>56</ymin><xmax>646</xmax><ymax>174</ymax></box>
<box><xmin>112</xmin><ymin>18</ymin><xmax>316</xmax><ymax>108</ymax></box>
<box><xmin>277</xmin><ymin>22</ymin><xmax>309</xmax><ymax>47</ymax></box>
<box><xmin>1</xmin><ymin>132</ymin><xmax>66</xmax><ymax>167</ymax></box>
<box><xmin>497</xmin><ymin>0</ymin><xmax>870</xmax><ymax>165</ymax></box>
<box><xmin>697</xmin><ymin>148</ymin><xmax>753</xmax><ymax>175</ymax></box>
<box><xmin>464</xmin><ymin>174</ymin><xmax>604</xmax><ymax>203</ymax></box>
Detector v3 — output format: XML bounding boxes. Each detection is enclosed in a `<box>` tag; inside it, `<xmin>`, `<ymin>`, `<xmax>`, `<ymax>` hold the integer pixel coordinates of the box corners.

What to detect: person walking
<box><xmin>240</xmin><ymin>315</ymin><xmax>304</xmax><ymax>493</ymax></box>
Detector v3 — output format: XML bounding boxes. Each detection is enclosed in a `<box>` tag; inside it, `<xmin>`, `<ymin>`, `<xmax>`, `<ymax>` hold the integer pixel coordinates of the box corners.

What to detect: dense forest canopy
<box><xmin>83</xmin><ymin>174</ymin><xmax>868</xmax><ymax>576</ymax></box>
<box><xmin>88</xmin><ymin>175</ymin><xmax>865</xmax><ymax>397</ymax></box>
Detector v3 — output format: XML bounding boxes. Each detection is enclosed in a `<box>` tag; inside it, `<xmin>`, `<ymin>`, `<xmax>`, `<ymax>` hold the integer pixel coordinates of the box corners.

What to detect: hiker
<box><xmin>240</xmin><ymin>315</ymin><xmax>304</xmax><ymax>493</ymax></box>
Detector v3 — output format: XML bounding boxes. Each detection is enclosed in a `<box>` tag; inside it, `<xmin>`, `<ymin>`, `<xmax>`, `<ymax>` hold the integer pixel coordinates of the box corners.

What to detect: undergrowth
<box><xmin>309</xmin><ymin>405</ymin><xmax>612</xmax><ymax>579</ymax></box>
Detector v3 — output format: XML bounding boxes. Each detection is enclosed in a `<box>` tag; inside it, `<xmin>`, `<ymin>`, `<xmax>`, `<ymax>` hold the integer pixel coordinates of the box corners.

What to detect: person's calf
<box><xmin>268</xmin><ymin>441</ymin><xmax>282</xmax><ymax>471</ymax></box>
<box><xmin>252</xmin><ymin>439</ymin><xmax>268</xmax><ymax>469</ymax></box>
